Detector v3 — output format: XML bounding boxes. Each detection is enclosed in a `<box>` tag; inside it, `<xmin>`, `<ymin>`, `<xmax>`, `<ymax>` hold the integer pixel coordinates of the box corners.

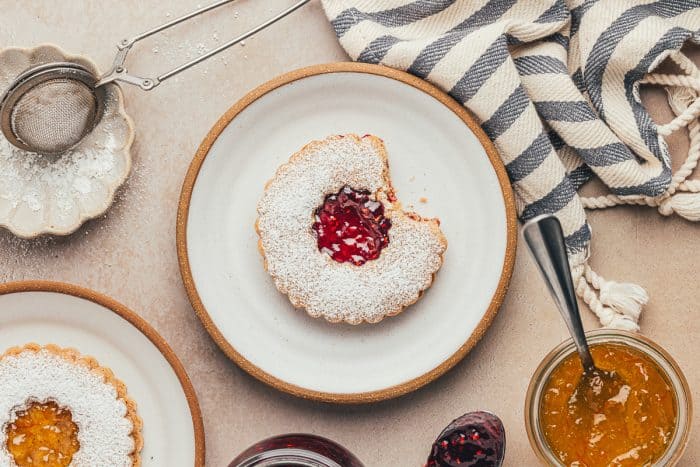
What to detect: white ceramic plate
<box><xmin>178</xmin><ymin>63</ymin><xmax>516</xmax><ymax>403</ymax></box>
<box><xmin>0</xmin><ymin>282</ymin><xmax>204</xmax><ymax>465</ymax></box>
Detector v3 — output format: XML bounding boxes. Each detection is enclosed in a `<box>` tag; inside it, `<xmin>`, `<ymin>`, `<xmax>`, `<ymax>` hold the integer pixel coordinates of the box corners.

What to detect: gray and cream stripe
<box><xmin>322</xmin><ymin>0</ymin><xmax>700</xmax><ymax>330</ymax></box>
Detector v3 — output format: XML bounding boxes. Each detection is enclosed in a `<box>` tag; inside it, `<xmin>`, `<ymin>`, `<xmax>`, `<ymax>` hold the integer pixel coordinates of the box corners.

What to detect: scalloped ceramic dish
<box><xmin>0</xmin><ymin>44</ymin><xmax>134</xmax><ymax>238</ymax></box>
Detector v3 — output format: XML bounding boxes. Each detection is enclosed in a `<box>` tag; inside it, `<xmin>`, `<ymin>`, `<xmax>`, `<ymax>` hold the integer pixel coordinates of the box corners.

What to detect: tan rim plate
<box><xmin>0</xmin><ymin>281</ymin><xmax>205</xmax><ymax>466</ymax></box>
<box><xmin>177</xmin><ymin>62</ymin><xmax>517</xmax><ymax>403</ymax></box>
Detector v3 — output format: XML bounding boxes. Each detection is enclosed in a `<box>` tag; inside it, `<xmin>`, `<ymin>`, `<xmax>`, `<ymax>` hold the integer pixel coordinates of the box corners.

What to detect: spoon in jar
<box><xmin>522</xmin><ymin>214</ymin><xmax>625</xmax><ymax>414</ymax></box>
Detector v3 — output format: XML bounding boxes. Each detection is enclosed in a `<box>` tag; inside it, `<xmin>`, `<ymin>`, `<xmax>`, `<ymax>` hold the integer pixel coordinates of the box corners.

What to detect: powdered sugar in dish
<box><xmin>0</xmin><ymin>346</ymin><xmax>138</xmax><ymax>466</ymax></box>
<box><xmin>256</xmin><ymin>134</ymin><xmax>447</xmax><ymax>324</ymax></box>
<box><xmin>0</xmin><ymin>45</ymin><xmax>133</xmax><ymax>238</ymax></box>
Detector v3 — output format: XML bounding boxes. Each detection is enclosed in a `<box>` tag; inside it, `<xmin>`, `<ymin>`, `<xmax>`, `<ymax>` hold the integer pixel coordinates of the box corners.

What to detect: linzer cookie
<box><xmin>0</xmin><ymin>344</ymin><xmax>142</xmax><ymax>467</ymax></box>
<box><xmin>256</xmin><ymin>134</ymin><xmax>447</xmax><ymax>324</ymax></box>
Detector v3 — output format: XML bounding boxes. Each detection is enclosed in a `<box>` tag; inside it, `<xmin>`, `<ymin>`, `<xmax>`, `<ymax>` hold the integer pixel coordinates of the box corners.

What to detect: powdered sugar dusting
<box><xmin>0</xmin><ymin>348</ymin><xmax>136</xmax><ymax>466</ymax></box>
<box><xmin>0</xmin><ymin>46</ymin><xmax>133</xmax><ymax>238</ymax></box>
<box><xmin>256</xmin><ymin>135</ymin><xmax>447</xmax><ymax>324</ymax></box>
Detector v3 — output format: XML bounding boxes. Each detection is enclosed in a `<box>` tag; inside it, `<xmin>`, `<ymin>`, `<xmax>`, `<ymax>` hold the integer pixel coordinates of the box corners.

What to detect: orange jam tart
<box><xmin>0</xmin><ymin>344</ymin><xmax>142</xmax><ymax>466</ymax></box>
<box><xmin>6</xmin><ymin>401</ymin><xmax>80</xmax><ymax>467</ymax></box>
<box><xmin>541</xmin><ymin>343</ymin><xmax>677</xmax><ymax>466</ymax></box>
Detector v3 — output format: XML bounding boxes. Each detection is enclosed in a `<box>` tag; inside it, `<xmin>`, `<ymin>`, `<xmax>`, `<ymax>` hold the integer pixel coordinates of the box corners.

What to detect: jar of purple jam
<box><xmin>229</xmin><ymin>434</ymin><xmax>364</xmax><ymax>467</ymax></box>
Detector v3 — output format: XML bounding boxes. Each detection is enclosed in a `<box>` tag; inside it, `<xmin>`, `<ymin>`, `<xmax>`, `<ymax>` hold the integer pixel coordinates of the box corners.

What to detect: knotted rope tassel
<box><xmin>570</xmin><ymin>253</ymin><xmax>646</xmax><ymax>332</ymax></box>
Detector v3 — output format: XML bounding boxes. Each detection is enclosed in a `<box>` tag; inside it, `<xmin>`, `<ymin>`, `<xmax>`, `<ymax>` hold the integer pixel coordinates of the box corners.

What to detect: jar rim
<box><xmin>229</xmin><ymin>433</ymin><xmax>362</xmax><ymax>467</ymax></box>
<box><xmin>234</xmin><ymin>448</ymin><xmax>341</xmax><ymax>467</ymax></box>
<box><xmin>524</xmin><ymin>329</ymin><xmax>693</xmax><ymax>466</ymax></box>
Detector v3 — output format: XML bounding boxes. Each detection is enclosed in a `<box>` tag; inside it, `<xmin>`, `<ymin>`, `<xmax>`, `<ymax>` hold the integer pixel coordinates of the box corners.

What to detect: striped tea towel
<box><xmin>321</xmin><ymin>0</ymin><xmax>700</xmax><ymax>331</ymax></box>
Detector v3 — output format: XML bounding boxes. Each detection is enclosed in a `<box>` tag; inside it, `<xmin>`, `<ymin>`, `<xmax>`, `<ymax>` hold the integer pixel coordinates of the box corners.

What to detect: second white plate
<box><xmin>178</xmin><ymin>63</ymin><xmax>516</xmax><ymax>403</ymax></box>
<box><xmin>0</xmin><ymin>282</ymin><xmax>204</xmax><ymax>465</ymax></box>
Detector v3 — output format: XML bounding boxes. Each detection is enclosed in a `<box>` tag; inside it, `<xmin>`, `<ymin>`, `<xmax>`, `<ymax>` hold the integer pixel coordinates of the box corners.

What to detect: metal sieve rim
<box><xmin>0</xmin><ymin>62</ymin><xmax>106</xmax><ymax>154</ymax></box>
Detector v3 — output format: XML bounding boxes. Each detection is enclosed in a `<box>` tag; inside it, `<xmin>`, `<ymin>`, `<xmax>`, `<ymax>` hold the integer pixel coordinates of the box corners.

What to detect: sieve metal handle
<box><xmin>96</xmin><ymin>0</ymin><xmax>311</xmax><ymax>91</ymax></box>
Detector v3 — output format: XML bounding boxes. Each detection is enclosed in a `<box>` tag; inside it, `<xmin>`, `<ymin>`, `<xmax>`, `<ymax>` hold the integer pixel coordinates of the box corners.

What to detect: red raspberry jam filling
<box><xmin>312</xmin><ymin>185</ymin><xmax>391</xmax><ymax>266</ymax></box>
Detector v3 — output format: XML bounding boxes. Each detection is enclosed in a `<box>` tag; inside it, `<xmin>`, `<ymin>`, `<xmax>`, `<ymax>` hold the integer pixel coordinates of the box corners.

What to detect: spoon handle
<box><xmin>522</xmin><ymin>214</ymin><xmax>595</xmax><ymax>372</ymax></box>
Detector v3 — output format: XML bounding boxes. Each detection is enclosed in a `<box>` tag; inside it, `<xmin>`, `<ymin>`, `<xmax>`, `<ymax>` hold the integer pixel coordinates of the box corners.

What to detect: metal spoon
<box><xmin>522</xmin><ymin>214</ymin><xmax>625</xmax><ymax>414</ymax></box>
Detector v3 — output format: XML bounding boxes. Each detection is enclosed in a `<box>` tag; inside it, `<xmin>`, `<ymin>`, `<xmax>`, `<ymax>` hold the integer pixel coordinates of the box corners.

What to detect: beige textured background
<box><xmin>0</xmin><ymin>1</ymin><xmax>697</xmax><ymax>465</ymax></box>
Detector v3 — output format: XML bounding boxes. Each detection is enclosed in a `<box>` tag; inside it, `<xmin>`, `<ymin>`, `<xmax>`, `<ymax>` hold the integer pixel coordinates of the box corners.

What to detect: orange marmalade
<box><xmin>540</xmin><ymin>343</ymin><xmax>677</xmax><ymax>466</ymax></box>
<box><xmin>6</xmin><ymin>401</ymin><xmax>80</xmax><ymax>467</ymax></box>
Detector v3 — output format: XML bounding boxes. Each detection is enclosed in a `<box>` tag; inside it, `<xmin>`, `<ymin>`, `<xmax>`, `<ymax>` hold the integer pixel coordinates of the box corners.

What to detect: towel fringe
<box><xmin>658</xmin><ymin>192</ymin><xmax>700</xmax><ymax>220</ymax></box>
<box><xmin>596</xmin><ymin>279</ymin><xmax>648</xmax><ymax>321</ymax></box>
<box><xmin>570</xmin><ymin>256</ymin><xmax>643</xmax><ymax>331</ymax></box>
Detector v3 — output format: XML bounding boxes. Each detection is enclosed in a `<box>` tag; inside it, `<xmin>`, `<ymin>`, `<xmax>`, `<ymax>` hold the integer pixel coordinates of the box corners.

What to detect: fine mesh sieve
<box><xmin>1</xmin><ymin>63</ymin><xmax>106</xmax><ymax>154</ymax></box>
<box><xmin>0</xmin><ymin>0</ymin><xmax>311</xmax><ymax>155</ymax></box>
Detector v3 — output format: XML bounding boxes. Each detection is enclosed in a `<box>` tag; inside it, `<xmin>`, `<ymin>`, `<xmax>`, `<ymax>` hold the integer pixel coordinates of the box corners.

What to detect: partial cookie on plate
<box><xmin>256</xmin><ymin>134</ymin><xmax>447</xmax><ymax>324</ymax></box>
<box><xmin>0</xmin><ymin>343</ymin><xmax>142</xmax><ymax>467</ymax></box>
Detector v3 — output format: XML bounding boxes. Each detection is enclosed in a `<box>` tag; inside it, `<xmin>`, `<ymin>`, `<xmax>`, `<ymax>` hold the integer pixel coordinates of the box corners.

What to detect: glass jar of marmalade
<box><xmin>525</xmin><ymin>330</ymin><xmax>692</xmax><ymax>466</ymax></box>
<box><xmin>229</xmin><ymin>434</ymin><xmax>364</xmax><ymax>467</ymax></box>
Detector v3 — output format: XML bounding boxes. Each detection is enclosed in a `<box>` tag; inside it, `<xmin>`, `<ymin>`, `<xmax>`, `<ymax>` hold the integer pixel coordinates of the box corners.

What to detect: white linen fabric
<box><xmin>321</xmin><ymin>0</ymin><xmax>700</xmax><ymax>330</ymax></box>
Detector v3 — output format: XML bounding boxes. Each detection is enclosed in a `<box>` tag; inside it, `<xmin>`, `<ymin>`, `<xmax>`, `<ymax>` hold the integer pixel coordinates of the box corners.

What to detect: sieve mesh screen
<box><xmin>9</xmin><ymin>78</ymin><xmax>98</xmax><ymax>154</ymax></box>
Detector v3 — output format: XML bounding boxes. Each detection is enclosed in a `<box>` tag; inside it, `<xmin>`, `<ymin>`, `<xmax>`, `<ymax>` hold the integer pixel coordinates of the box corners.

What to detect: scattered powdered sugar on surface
<box><xmin>149</xmin><ymin>5</ymin><xmax>253</xmax><ymax>74</ymax></box>
<box><xmin>0</xmin><ymin>348</ymin><xmax>135</xmax><ymax>466</ymax></box>
<box><xmin>256</xmin><ymin>135</ymin><xmax>447</xmax><ymax>324</ymax></box>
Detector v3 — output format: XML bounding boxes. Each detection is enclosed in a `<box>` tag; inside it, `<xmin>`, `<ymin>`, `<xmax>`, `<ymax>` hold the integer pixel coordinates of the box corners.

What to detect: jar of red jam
<box><xmin>229</xmin><ymin>434</ymin><xmax>364</xmax><ymax>467</ymax></box>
